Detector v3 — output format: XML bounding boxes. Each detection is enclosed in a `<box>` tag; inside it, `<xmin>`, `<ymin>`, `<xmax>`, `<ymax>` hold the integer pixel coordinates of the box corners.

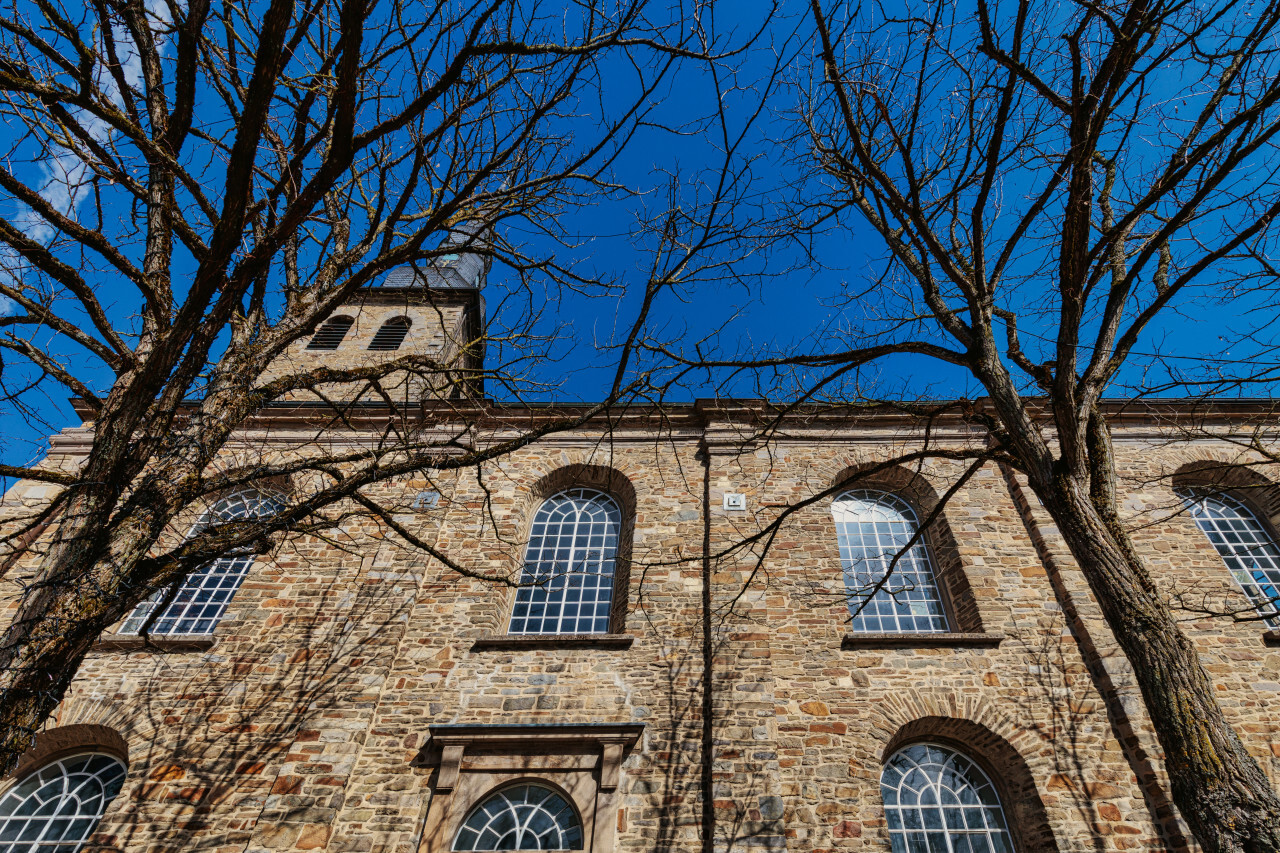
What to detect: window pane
<box><xmin>509</xmin><ymin>489</ymin><xmax>621</xmax><ymax>636</ymax></box>
<box><xmin>1185</xmin><ymin>491</ymin><xmax>1280</xmax><ymax>626</ymax></box>
<box><xmin>0</xmin><ymin>754</ymin><xmax>126</xmax><ymax>852</ymax></box>
<box><xmin>882</xmin><ymin>745</ymin><xmax>1015</xmax><ymax>853</ymax></box>
<box><xmin>833</xmin><ymin>491</ymin><xmax>947</xmax><ymax>633</ymax></box>
<box><xmin>454</xmin><ymin>785</ymin><xmax>583</xmax><ymax>850</ymax></box>
<box><xmin>121</xmin><ymin>491</ymin><xmax>284</xmax><ymax>636</ymax></box>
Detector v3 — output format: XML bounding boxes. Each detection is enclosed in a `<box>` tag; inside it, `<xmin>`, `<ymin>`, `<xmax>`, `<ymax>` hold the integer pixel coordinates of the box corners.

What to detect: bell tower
<box><xmin>262</xmin><ymin>225</ymin><xmax>489</xmax><ymax>405</ymax></box>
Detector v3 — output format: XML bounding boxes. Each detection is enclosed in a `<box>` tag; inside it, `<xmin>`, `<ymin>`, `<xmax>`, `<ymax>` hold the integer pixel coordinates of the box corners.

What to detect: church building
<box><xmin>2</xmin><ymin>233</ymin><xmax>1279</xmax><ymax>853</ymax></box>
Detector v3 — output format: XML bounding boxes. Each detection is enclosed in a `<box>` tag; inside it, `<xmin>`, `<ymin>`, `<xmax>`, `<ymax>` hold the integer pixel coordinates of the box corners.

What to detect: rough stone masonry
<box><xmin>3</xmin><ymin>263</ymin><xmax>1279</xmax><ymax>853</ymax></box>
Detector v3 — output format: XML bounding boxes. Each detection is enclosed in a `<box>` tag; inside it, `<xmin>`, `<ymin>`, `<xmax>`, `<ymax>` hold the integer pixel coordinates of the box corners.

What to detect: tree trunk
<box><xmin>0</xmin><ymin>482</ymin><xmax>173</xmax><ymax>773</ymax></box>
<box><xmin>0</xmin><ymin>612</ymin><xmax>104</xmax><ymax>775</ymax></box>
<box><xmin>1034</xmin><ymin>472</ymin><xmax>1280</xmax><ymax>853</ymax></box>
<box><xmin>0</xmin><ymin>538</ymin><xmax>126</xmax><ymax>771</ymax></box>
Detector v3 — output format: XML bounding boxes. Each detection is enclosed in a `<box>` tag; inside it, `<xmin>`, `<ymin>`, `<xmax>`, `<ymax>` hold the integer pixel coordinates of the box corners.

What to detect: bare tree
<box><xmin>14</xmin><ymin>0</ymin><xmax>1280</xmax><ymax>848</ymax></box>
<box><xmin>638</xmin><ymin>0</ymin><xmax>1280</xmax><ymax>849</ymax></box>
<box><xmin>0</xmin><ymin>0</ymin><xmax>744</xmax><ymax>776</ymax></box>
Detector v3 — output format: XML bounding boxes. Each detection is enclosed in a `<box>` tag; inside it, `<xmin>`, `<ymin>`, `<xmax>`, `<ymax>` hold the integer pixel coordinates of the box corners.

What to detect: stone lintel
<box><xmin>92</xmin><ymin>634</ymin><xmax>217</xmax><ymax>653</ymax></box>
<box><xmin>417</xmin><ymin>723</ymin><xmax>645</xmax><ymax>793</ymax></box>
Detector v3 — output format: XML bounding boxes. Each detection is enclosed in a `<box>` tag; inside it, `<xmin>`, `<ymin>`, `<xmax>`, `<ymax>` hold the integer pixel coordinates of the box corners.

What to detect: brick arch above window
<box><xmin>1171</xmin><ymin>459</ymin><xmax>1280</xmax><ymax>530</ymax></box>
<box><xmin>528</xmin><ymin>464</ymin><xmax>638</xmax><ymax>517</ymax></box>
<box><xmin>829</xmin><ymin>463</ymin><xmax>983</xmax><ymax>634</ymax></box>
<box><xmin>883</xmin><ymin>717</ymin><xmax>1060</xmax><ymax>853</ymax></box>
<box><xmin>508</xmin><ymin>465</ymin><xmax>638</xmax><ymax>636</ymax></box>
<box><xmin>5</xmin><ymin>725</ymin><xmax>129</xmax><ymax>784</ymax></box>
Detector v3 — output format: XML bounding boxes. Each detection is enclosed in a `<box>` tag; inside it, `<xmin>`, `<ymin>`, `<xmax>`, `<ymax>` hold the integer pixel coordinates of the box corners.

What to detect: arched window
<box><xmin>368</xmin><ymin>316</ymin><xmax>411</xmax><ymax>351</ymax></box>
<box><xmin>121</xmin><ymin>490</ymin><xmax>285</xmax><ymax>636</ymax></box>
<box><xmin>453</xmin><ymin>783</ymin><xmax>583</xmax><ymax>851</ymax></box>
<box><xmin>509</xmin><ymin>488</ymin><xmax>621</xmax><ymax>635</ymax></box>
<box><xmin>0</xmin><ymin>753</ymin><xmax>127</xmax><ymax>851</ymax></box>
<box><xmin>832</xmin><ymin>490</ymin><xmax>948</xmax><ymax>633</ymax></box>
<box><xmin>1183</xmin><ymin>490</ymin><xmax>1280</xmax><ymax>624</ymax></box>
<box><xmin>305</xmin><ymin>315</ymin><xmax>354</xmax><ymax>350</ymax></box>
<box><xmin>882</xmin><ymin>743</ymin><xmax>1015</xmax><ymax>853</ymax></box>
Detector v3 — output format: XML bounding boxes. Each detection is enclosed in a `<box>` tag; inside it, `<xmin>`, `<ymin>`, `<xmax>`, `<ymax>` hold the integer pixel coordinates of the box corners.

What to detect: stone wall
<box><xmin>5</xmin><ymin>408</ymin><xmax>1280</xmax><ymax>852</ymax></box>
<box><xmin>256</xmin><ymin>288</ymin><xmax>480</xmax><ymax>403</ymax></box>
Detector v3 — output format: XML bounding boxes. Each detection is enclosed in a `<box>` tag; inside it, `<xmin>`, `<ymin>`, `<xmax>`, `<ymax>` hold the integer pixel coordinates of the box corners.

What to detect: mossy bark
<box><xmin>1025</xmin><ymin>444</ymin><xmax>1280</xmax><ymax>852</ymax></box>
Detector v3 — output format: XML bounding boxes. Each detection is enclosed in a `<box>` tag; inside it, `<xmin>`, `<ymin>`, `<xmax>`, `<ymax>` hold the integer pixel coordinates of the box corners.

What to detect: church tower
<box><xmin>261</xmin><ymin>224</ymin><xmax>489</xmax><ymax>405</ymax></box>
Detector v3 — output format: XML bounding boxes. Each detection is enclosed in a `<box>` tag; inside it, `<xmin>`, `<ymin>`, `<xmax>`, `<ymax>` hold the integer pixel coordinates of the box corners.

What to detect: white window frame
<box><xmin>881</xmin><ymin>742</ymin><xmax>1016</xmax><ymax>853</ymax></box>
<box><xmin>508</xmin><ymin>489</ymin><xmax>621</xmax><ymax>636</ymax></box>
<box><xmin>0</xmin><ymin>752</ymin><xmax>127</xmax><ymax>852</ymax></box>
<box><xmin>1183</xmin><ymin>489</ymin><xmax>1280</xmax><ymax>626</ymax></box>
<box><xmin>120</xmin><ymin>490</ymin><xmax>283</xmax><ymax>636</ymax></box>
<box><xmin>832</xmin><ymin>489</ymin><xmax>949</xmax><ymax>633</ymax></box>
<box><xmin>452</xmin><ymin>782</ymin><xmax>584</xmax><ymax>851</ymax></box>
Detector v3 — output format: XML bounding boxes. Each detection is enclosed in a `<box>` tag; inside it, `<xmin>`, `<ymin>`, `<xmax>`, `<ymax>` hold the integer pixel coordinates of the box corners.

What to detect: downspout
<box><xmin>699</xmin><ymin>439</ymin><xmax>715</xmax><ymax>853</ymax></box>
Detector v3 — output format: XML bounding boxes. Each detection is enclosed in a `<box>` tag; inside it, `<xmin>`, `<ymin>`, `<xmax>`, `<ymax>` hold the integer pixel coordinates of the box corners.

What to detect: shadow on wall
<box><xmin>35</xmin><ymin>545</ymin><xmax>425</xmax><ymax>853</ymax></box>
<box><xmin>1004</xmin><ymin>615</ymin><xmax>1191</xmax><ymax>853</ymax></box>
<box><xmin>9</xmin><ymin>468</ymin><xmax>1184</xmax><ymax>853</ymax></box>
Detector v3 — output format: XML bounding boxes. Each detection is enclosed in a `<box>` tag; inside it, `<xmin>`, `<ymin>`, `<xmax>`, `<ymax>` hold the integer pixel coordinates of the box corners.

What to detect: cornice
<box><xmin>59</xmin><ymin>395</ymin><xmax>1280</xmax><ymax>450</ymax></box>
<box><xmin>347</xmin><ymin>285</ymin><xmax>480</xmax><ymax>304</ymax></box>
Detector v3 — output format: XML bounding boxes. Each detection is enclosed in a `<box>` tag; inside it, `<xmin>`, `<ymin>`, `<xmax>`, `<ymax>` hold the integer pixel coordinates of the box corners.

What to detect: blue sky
<box><xmin>2</xmin><ymin>0</ymin><xmax>1278</xmax><ymax>473</ymax></box>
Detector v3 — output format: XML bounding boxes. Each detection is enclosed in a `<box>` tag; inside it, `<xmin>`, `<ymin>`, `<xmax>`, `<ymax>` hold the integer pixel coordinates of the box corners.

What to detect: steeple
<box><xmin>261</xmin><ymin>223</ymin><xmax>490</xmax><ymax>405</ymax></box>
<box><xmin>378</xmin><ymin>221</ymin><xmax>492</xmax><ymax>291</ymax></box>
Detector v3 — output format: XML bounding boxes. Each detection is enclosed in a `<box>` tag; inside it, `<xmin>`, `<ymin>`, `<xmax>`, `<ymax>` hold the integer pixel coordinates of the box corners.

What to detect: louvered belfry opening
<box><xmin>306</xmin><ymin>315</ymin><xmax>355</xmax><ymax>350</ymax></box>
<box><xmin>368</xmin><ymin>316</ymin><xmax>411</xmax><ymax>351</ymax></box>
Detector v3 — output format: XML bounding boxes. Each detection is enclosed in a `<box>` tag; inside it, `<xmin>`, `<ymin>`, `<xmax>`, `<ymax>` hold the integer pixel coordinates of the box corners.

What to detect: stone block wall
<box><xmin>5</xmin><ymin>409</ymin><xmax>1280</xmax><ymax>852</ymax></box>
<box><xmin>256</xmin><ymin>289</ymin><xmax>479</xmax><ymax>404</ymax></box>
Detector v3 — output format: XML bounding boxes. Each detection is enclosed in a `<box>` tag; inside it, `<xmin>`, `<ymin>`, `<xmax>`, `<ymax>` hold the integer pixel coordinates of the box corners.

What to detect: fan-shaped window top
<box><xmin>121</xmin><ymin>490</ymin><xmax>285</xmax><ymax>636</ymax></box>
<box><xmin>833</xmin><ymin>490</ymin><xmax>948</xmax><ymax>633</ymax></box>
<box><xmin>368</xmin><ymin>316</ymin><xmax>411</xmax><ymax>351</ymax></box>
<box><xmin>1184</xmin><ymin>490</ymin><xmax>1280</xmax><ymax>625</ymax></box>
<box><xmin>0</xmin><ymin>753</ymin><xmax>127</xmax><ymax>852</ymax></box>
<box><xmin>305</xmin><ymin>315</ymin><xmax>354</xmax><ymax>350</ymax></box>
<box><xmin>882</xmin><ymin>743</ymin><xmax>1015</xmax><ymax>853</ymax></box>
<box><xmin>509</xmin><ymin>488</ymin><xmax>621</xmax><ymax>635</ymax></box>
<box><xmin>453</xmin><ymin>784</ymin><xmax>583</xmax><ymax>851</ymax></box>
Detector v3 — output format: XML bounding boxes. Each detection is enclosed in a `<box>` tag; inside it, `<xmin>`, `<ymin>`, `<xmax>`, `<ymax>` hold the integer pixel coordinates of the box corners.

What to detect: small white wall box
<box><xmin>723</xmin><ymin>493</ymin><xmax>747</xmax><ymax>511</ymax></box>
<box><xmin>411</xmin><ymin>490</ymin><xmax>440</xmax><ymax>510</ymax></box>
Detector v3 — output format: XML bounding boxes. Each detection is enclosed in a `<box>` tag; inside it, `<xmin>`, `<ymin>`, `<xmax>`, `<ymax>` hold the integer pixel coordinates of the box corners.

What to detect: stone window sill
<box><xmin>841</xmin><ymin>632</ymin><xmax>1003</xmax><ymax>650</ymax></box>
<box><xmin>93</xmin><ymin>634</ymin><xmax>217</xmax><ymax>653</ymax></box>
<box><xmin>470</xmin><ymin>633</ymin><xmax>635</xmax><ymax>652</ymax></box>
